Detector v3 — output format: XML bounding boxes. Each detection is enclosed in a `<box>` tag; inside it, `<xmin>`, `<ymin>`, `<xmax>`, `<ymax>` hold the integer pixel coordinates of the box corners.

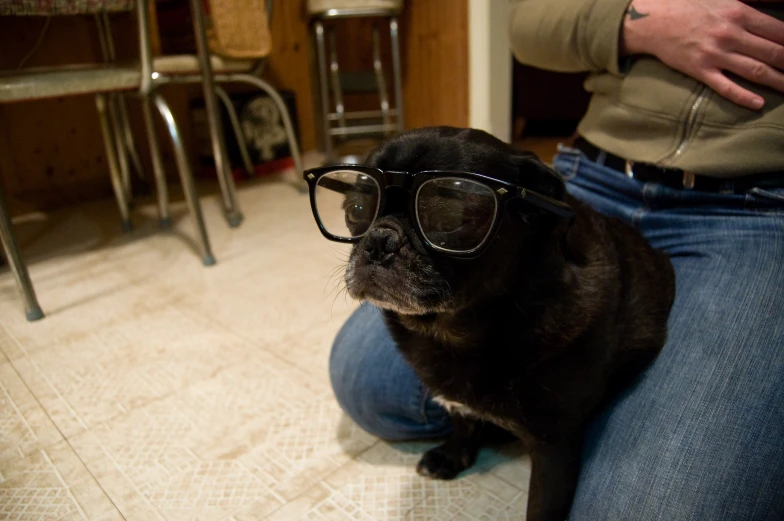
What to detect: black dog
<box><xmin>306</xmin><ymin>127</ymin><xmax>675</xmax><ymax>521</ymax></box>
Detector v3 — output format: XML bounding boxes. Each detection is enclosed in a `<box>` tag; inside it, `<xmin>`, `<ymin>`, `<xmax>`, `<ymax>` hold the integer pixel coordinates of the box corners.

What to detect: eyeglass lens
<box><xmin>314</xmin><ymin>170</ymin><xmax>380</xmax><ymax>239</ymax></box>
<box><xmin>415</xmin><ymin>178</ymin><xmax>497</xmax><ymax>253</ymax></box>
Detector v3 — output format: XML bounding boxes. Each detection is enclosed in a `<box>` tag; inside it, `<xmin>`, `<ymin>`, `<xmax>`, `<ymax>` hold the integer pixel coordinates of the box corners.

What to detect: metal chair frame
<box><xmin>311</xmin><ymin>7</ymin><xmax>404</xmax><ymax>161</ymax></box>
<box><xmin>145</xmin><ymin>0</ymin><xmax>305</xmax><ymax>228</ymax></box>
<box><xmin>0</xmin><ymin>0</ymin><xmax>217</xmax><ymax>321</ymax></box>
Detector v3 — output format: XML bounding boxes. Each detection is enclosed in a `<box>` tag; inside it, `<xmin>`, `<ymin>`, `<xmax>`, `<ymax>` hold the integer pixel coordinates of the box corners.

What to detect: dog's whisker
<box><xmin>331</xmin><ymin>253</ymin><xmax>352</xmax><ymax>264</ymax></box>
<box><xmin>325</xmin><ymin>266</ymin><xmax>348</xmax><ymax>296</ymax></box>
<box><xmin>325</xmin><ymin>281</ymin><xmax>343</xmax><ymax>300</ymax></box>
<box><xmin>330</xmin><ymin>283</ymin><xmax>350</xmax><ymax>315</ymax></box>
<box><xmin>326</xmin><ymin>270</ymin><xmax>346</xmax><ymax>289</ymax></box>
<box><xmin>327</xmin><ymin>269</ymin><xmax>350</xmax><ymax>297</ymax></box>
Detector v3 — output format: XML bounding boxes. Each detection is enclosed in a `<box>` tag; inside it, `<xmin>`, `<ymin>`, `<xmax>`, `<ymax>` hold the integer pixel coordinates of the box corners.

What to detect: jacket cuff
<box><xmin>581</xmin><ymin>0</ymin><xmax>632</xmax><ymax>75</ymax></box>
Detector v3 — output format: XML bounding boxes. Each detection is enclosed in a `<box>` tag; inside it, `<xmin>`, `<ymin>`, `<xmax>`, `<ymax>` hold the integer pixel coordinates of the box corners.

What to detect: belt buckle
<box><xmin>624</xmin><ymin>160</ymin><xmax>635</xmax><ymax>179</ymax></box>
<box><xmin>682</xmin><ymin>171</ymin><xmax>696</xmax><ymax>190</ymax></box>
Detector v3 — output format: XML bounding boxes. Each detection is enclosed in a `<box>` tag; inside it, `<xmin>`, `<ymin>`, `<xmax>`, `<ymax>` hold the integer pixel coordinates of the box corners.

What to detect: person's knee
<box><xmin>329</xmin><ymin>305</ymin><xmax>451</xmax><ymax>441</ymax></box>
<box><xmin>329</xmin><ymin>336</ymin><xmax>425</xmax><ymax>441</ymax></box>
<box><xmin>328</xmin><ymin>323</ymin><xmax>384</xmax><ymax>437</ymax></box>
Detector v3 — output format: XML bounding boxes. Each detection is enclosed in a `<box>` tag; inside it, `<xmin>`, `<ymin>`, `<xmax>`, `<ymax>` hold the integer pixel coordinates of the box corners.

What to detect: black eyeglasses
<box><xmin>303</xmin><ymin>165</ymin><xmax>574</xmax><ymax>257</ymax></box>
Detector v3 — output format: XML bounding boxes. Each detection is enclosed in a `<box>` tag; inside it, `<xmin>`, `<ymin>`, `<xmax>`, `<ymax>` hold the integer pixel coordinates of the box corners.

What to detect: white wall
<box><xmin>468</xmin><ymin>0</ymin><xmax>512</xmax><ymax>142</ymax></box>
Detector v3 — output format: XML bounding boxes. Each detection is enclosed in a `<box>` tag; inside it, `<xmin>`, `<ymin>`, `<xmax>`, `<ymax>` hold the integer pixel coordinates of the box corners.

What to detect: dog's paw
<box><xmin>416</xmin><ymin>444</ymin><xmax>475</xmax><ymax>480</ymax></box>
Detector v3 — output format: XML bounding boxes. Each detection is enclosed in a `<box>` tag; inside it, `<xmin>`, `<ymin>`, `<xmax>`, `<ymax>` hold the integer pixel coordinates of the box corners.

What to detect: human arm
<box><xmin>619</xmin><ymin>0</ymin><xmax>784</xmax><ymax>109</ymax></box>
<box><xmin>508</xmin><ymin>0</ymin><xmax>633</xmax><ymax>74</ymax></box>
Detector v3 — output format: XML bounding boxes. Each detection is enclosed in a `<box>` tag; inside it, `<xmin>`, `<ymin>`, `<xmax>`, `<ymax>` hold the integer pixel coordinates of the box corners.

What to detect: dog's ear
<box><xmin>513</xmin><ymin>152</ymin><xmax>567</xmax><ymax>201</ymax></box>
<box><xmin>504</xmin><ymin>152</ymin><xmax>569</xmax><ymax>228</ymax></box>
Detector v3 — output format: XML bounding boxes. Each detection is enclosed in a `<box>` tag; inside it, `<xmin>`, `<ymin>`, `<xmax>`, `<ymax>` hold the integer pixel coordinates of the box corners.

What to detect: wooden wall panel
<box><xmin>0</xmin><ymin>16</ymin><xmax>117</xmax><ymax>214</ymax></box>
<box><xmin>400</xmin><ymin>0</ymin><xmax>469</xmax><ymax>129</ymax></box>
<box><xmin>264</xmin><ymin>0</ymin><xmax>317</xmax><ymax>151</ymax></box>
<box><xmin>0</xmin><ymin>0</ymin><xmax>469</xmax><ymax>214</ymax></box>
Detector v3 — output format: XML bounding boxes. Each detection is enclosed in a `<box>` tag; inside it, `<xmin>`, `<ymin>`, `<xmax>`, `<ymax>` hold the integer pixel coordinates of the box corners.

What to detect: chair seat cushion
<box><xmin>0</xmin><ymin>65</ymin><xmax>140</xmax><ymax>102</ymax></box>
<box><xmin>152</xmin><ymin>55</ymin><xmax>255</xmax><ymax>76</ymax></box>
<box><xmin>307</xmin><ymin>0</ymin><xmax>403</xmax><ymax>17</ymax></box>
<box><xmin>0</xmin><ymin>0</ymin><xmax>135</xmax><ymax>16</ymax></box>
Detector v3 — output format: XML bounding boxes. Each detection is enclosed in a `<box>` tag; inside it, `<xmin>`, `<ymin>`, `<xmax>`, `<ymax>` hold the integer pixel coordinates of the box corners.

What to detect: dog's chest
<box><xmin>431</xmin><ymin>395</ymin><xmax>476</xmax><ymax>416</ymax></box>
<box><xmin>431</xmin><ymin>391</ymin><xmax>527</xmax><ymax>436</ymax></box>
<box><xmin>388</xmin><ymin>312</ymin><xmax>532</xmax><ymax>426</ymax></box>
<box><xmin>414</xmin><ymin>346</ymin><xmax>527</xmax><ymax>429</ymax></box>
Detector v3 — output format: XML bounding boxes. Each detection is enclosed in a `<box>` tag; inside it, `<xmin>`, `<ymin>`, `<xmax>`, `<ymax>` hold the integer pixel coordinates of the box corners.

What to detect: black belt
<box><xmin>572</xmin><ymin>138</ymin><xmax>784</xmax><ymax>194</ymax></box>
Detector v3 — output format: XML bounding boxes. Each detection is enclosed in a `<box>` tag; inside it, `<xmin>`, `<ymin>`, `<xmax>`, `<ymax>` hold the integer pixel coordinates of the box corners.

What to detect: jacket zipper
<box><xmin>670</xmin><ymin>85</ymin><xmax>708</xmax><ymax>159</ymax></box>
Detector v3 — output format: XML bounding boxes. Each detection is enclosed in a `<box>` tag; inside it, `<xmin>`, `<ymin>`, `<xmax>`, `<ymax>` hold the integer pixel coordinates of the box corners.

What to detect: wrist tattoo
<box><xmin>626</xmin><ymin>3</ymin><xmax>649</xmax><ymax>20</ymax></box>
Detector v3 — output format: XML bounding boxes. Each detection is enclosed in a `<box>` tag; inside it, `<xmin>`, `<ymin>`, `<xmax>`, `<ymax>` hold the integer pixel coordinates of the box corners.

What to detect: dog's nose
<box><xmin>364</xmin><ymin>227</ymin><xmax>402</xmax><ymax>264</ymax></box>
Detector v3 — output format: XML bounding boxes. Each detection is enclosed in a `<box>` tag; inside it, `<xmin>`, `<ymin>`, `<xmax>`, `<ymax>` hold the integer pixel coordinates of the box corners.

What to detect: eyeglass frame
<box><xmin>303</xmin><ymin>165</ymin><xmax>575</xmax><ymax>258</ymax></box>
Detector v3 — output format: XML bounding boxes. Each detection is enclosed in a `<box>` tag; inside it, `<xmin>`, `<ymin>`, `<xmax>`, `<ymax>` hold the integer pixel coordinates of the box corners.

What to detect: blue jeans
<box><xmin>329</xmin><ymin>149</ymin><xmax>784</xmax><ymax>520</ymax></box>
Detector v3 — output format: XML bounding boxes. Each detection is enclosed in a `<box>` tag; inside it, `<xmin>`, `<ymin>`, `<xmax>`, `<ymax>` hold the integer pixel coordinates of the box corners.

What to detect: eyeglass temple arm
<box><xmin>519</xmin><ymin>188</ymin><xmax>575</xmax><ymax>218</ymax></box>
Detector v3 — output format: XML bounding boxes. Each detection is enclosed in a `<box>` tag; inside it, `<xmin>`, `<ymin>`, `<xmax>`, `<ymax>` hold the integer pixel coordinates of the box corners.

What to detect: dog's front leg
<box><xmin>416</xmin><ymin>414</ymin><xmax>483</xmax><ymax>480</ymax></box>
<box><xmin>526</xmin><ymin>435</ymin><xmax>583</xmax><ymax>521</ymax></box>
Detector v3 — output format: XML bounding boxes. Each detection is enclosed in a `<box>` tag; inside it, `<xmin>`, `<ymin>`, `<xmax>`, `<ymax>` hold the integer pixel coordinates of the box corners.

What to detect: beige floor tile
<box><xmin>0</xmin><ymin>197</ymin><xmax>203</xmax><ymax>339</ymax></box>
<box><xmin>317</xmin><ymin>446</ymin><xmax>438</xmax><ymax>520</ymax></box>
<box><xmin>68</xmin><ymin>350</ymin><xmax>372</xmax><ymax>519</ymax></box>
<box><xmin>266</xmin><ymin>308</ymin><xmax>358</xmax><ymax>381</ymax></box>
<box><xmin>264</xmin><ymin>441</ymin><xmax>527</xmax><ymax>521</ymax></box>
<box><xmin>251</xmin><ymin>482</ymin><xmax>341</xmax><ymax>521</ymax></box>
<box><xmin>239</xmin><ymin>400</ymin><xmax>377</xmax><ymax>501</ymax></box>
<box><xmin>0</xmin><ymin>267</ymin><xmax>190</xmax><ymax>361</ymax></box>
<box><xmin>0</xmin><ymin>362</ymin><xmax>62</xmax><ymax>468</ymax></box>
<box><xmin>406</xmin><ymin>481</ymin><xmax>527</xmax><ymax>521</ymax></box>
<box><xmin>315</xmin><ymin>442</ymin><xmax>529</xmax><ymax>521</ymax></box>
<box><xmin>167</xmin><ymin>237</ymin><xmax>357</xmax><ymax>352</ymax></box>
<box><xmin>0</xmin><ymin>439</ymin><xmax>122</xmax><ymax>520</ymax></box>
<box><xmin>0</xmin><ymin>333</ymin><xmax>11</xmax><ymax>365</ymax></box>
<box><xmin>474</xmin><ymin>443</ymin><xmax>532</xmax><ymax>492</ymax></box>
<box><xmin>12</xmin><ymin>304</ymin><xmax>257</xmax><ymax>437</ymax></box>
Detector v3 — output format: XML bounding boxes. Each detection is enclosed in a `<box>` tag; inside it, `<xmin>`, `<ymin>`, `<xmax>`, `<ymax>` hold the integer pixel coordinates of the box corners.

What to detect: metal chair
<box><xmin>95</xmin><ymin>10</ymin><xmax>147</xmax><ymax>208</ymax></box>
<box><xmin>145</xmin><ymin>0</ymin><xmax>305</xmax><ymax>228</ymax></box>
<box><xmin>0</xmin><ymin>0</ymin><xmax>215</xmax><ymax>321</ymax></box>
<box><xmin>307</xmin><ymin>0</ymin><xmax>405</xmax><ymax>162</ymax></box>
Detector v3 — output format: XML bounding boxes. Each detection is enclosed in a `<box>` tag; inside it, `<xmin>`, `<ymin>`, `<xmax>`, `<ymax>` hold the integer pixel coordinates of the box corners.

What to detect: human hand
<box><xmin>621</xmin><ymin>0</ymin><xmax>784</xmax><ymax>109</ymax></box>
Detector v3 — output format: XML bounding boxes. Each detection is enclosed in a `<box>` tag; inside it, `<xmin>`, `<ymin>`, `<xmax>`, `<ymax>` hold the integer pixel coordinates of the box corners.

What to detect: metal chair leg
<box><xmin>215</xmin><ymin>85</ymin><xmax>255</xmax><ymax>177</ymax></box>
<box><xmin>152</xmin><ymin>93</ymin><xmax>216</xmax><ymax>266</ymax></box>
<box><xmin>141</xmin><ymin>96</ymin><xmax>171</xmax><ymax>228</ymax></box>
<box><xmin>0</xmin><ymin>189</ymin><xmax>44</xmax><ymax>321</ymax></box>
<box><xmin>95</xmin><ymin>94</ymin><xmax>132</xmax><ymax>232</ymax></box>
<box><xmin>328</xmin><ymin>28</ymin><xmax>346</xmax><ymax>131</ymax></box>
<box><xmin>96</xmin><ymin>12</ymin><xmax>142</xmax><ymax>194</ymax></box>
<box><xmin>107</xmin><ymin>93</ymin><xmax>132</xmax><ymax>204</ymax></box>
<box><xmin>117</xmin><ymin>95</ymin><xmax>145</xmax><ymax>181</ymax></box>
<box><xmin>222</xmin><ymin>74</ymin><xmax>305</xmax><ymax>185</ymax></box>
<box><xmin>372</xmin><ymin>24</ymin><xmax>391</xmax><ymax>130</ymax></box>
<box><xmin>189</xmin><ymin>0</ymin><xmax>243</xmax><ymax>228</ymax></box>
<box><xmin>95</xmin><ymin>12</ymin><xmax>111</xmax><ymax>63</ymax></box>
<box><xmin>390</xmin><ymin>17</ymin><xmax>404</xmax><ymax>133</ymax></box>
<box><xmin>314</xmin><ymin>21</ymin><xmax>333</xmax><ymax>160</ymax></box>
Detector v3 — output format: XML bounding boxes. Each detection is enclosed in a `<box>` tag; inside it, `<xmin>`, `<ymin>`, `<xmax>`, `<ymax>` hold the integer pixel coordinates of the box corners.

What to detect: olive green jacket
<box><xmin>509</xmin><ymin>0</ymin><xmax>784</xmax><ymax>177</ymax></box>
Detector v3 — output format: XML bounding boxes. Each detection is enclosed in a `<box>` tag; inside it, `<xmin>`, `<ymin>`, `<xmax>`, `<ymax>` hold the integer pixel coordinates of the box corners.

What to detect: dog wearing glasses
<box><xmin>305</xmin><ymin>127</ymin><xmax>675</xmax><ymax>521</ymax></box>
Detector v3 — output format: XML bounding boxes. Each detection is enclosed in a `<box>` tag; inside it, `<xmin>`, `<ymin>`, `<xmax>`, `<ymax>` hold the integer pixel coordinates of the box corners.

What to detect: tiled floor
<box><xmin>0</xmin><ymin>163</ymin><xmax>531</xmax><ymax>520</ymax></box>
